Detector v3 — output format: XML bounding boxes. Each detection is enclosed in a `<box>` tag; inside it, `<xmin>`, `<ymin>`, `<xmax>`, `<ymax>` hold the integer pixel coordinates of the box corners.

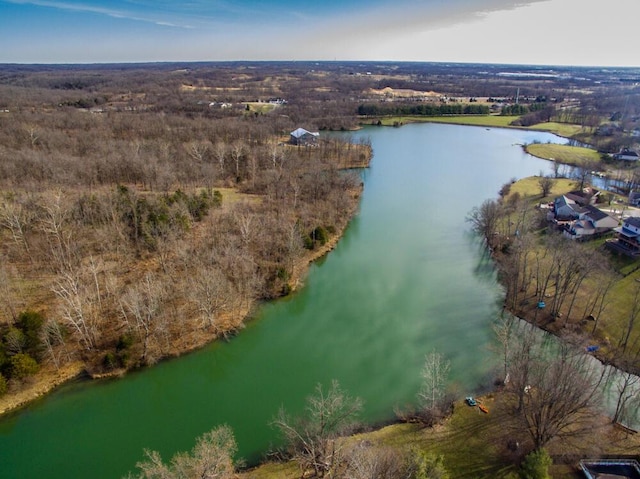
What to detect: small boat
<box><xmin>478</xmin><ymin>403</ymin><xmax>489</xmax><ymax>414</ymax></box>
<box><xmin>465</xmin><ymin>396</ymin><xmax>477</xmax><ymax>406</ymax></box>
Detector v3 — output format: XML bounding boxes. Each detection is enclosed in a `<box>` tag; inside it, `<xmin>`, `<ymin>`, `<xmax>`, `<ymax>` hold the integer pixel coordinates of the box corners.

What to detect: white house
<box><xmin>563</xmin><ymin>205</ymin><xmax>618</xmax><ymax>240</ymax></box>
<box><xmin>607</xmin><ymin>217</ymin><xmax>640</xmax><ymax>256</ymax></box>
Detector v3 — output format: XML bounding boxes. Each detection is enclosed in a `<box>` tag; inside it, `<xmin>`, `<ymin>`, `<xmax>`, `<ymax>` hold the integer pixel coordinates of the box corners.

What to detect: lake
<box><xmin>0</xmin><ymin>123</ymin><xmax>565</xmax><ymax>478</ymax></box>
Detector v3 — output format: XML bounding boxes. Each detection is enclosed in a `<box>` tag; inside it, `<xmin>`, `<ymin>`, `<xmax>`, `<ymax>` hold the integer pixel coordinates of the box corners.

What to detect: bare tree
<box><xmin>272</xmin><ymin>380</ymin><xmax>362</xmax><ymax>478</ymax></box>
<box><xmin>344</xmin><ymin>443</ymin><xmax>412</xmax><ymax>479</ymax></box>
<box><xmin>0</xmin><ymin>260</ymin><xmax>22</xmax><ymax>322</ymax></box>
<box><xmin>213</xmin><ymin>141</ymin><xmax>227</xmax><ymax>175</ymax></box>
<box><xmin>121</xmin><ymin>273</ymin><xmax>164</xmax><ymax>364</ymax></box>
<box><xmin>230</xmin><ymin>141</ymin><xmax>244</xmax><ymax>182</ymax></box>
<box><xmin>39</xmin><ymin>318</ymin><xmax>71</xmax><ymax>369</ymax></box>
<box><xmin>510</xmin><ymin>334</ymin><xmax>605</xmax><ymax>449</ymax></box>
<box><xmin>40</xmin><ymin>191</ymin><xmax>76</xmax><ymax>273</ymax></box>
<box><xmin>189</xmin><ymin>265</ymin><xmax>231</xmax><ymax>332</ymax></box>
<box><xmin>417</xmin><ymin>350</ymin><xmax>451</xmax><ymax>423</ymax></box>
<box><xmin>52</xmin><ymin>269</ymin><xmax>99</xmax><ymax>351</ymax></box>
<box><xmin>610</xmin><ymin>368</ymin><xmax>640</xmax><ymax>426</ymax></box>
<box><xmin>492</xmin><ymin>312</ymin><xmax>517</xmax><ymax>382</ymax></box>
<box><xmin>129</xmin><ymin>424</ymin><xmax>237</xmax><ymax>479</ymax></box>
<box><xmin>619</xmin><ymin>284</ymin><xmax>640</xmax><ymax>354</ymax></box>
<box><xmin>466</xmin><ymin>199</ymin><xmax>503</xmax><ymax>245</ymax></box>
<box><xmin>537</xmin><ymin>174</ymin><xmax>555</xmax><ymax>198</ymax></box>
<box><xmin>0</xmin><ymin>199</ymin><xmax>32</xmax><ymax>254</ymax></box>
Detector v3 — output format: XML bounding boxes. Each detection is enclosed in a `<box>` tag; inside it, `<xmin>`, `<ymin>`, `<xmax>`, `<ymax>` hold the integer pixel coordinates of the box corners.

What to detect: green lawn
<box><xmin>372</xmin><ymin>115</ymin><xmax>519</xmax><ymax>128</ymax></box>
<box><xmin>525</xmin><ymin>143</ymin><xmax>601</xmax><ymax>167</ymax></box>
<box><xmin>509</xmin><ymin>176</ymin><xmax>576</xmax><ymax>201</ymax></box>
<box><xmin>526</xmin><ymin>122</ymin><xmax>586</xmax><ymax>138</ymax></box>
<box><xmin>366</xmin><ymin>115</ymin><xmax>585</xmax><ymax>139</ymax></box>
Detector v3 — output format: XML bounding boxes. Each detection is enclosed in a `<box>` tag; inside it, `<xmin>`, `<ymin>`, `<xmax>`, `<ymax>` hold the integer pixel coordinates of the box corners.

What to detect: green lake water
<box><xmin>0</xmin><ymin>123</ymin><xmax>565</xmax><ymax>478</ymax></box>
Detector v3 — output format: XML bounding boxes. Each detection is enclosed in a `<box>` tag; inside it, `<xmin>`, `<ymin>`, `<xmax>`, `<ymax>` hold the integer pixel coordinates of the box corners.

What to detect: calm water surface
<box><xmin>0</xmin><ymin>124</ymin><xmax>564</xmax><ymax>478</ymax></box>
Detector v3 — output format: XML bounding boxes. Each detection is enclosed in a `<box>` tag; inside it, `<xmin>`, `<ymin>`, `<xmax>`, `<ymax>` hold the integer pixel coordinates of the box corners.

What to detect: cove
<box><xmin>0</xmin><ymin>123</ymin><xmax>566</xmax><ymax>479</ymax></box>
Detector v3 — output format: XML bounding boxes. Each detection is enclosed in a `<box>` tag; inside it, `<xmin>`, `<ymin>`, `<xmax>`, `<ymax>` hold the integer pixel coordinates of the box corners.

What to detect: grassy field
<box><xmin>509</xmin><ymin>176</ymin><xmax>577</xmax><ymax>199</ymax></box>
<box><xmin>373</xmin><ymin>115</ymin><xmax>519</xmax><ymax>128</ymax></box>
<box><xmin>525</xmin><ymin>122</ymin><xmax>586</xmax><ymax>138</ymax></box>
<box><xmin>525</xmin><ymin>143</ymin><xmax>602</xmax><ymax>166</ymax></box>
<box><xmin>243</xmin><ymin>102</ymin><xmax>280</xmax><ymax>114</ymax></box>
<box><xmin>368</xmin><ymin>115</ymin><xmax>585</xmax><ymax>140</ymax></box>
<box><xmin>241</xmin><ymin>392</ymin><xmax>640</xmax><ymax>479</ymax></box>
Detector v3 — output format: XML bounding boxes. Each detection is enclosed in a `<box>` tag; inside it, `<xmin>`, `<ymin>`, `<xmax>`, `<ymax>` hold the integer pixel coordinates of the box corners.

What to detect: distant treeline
<box><xmin>500</xmin><ymin>101</ymin><xmax>550</xmax><ymax>116</ymax></box>
<box><xmin>357</xmin><ymin>102</ymin><xmax>490</xmax><ymax>117</ymax></box>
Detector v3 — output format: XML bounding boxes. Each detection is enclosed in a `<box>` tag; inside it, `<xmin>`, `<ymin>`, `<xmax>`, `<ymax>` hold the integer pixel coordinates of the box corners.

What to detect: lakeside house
<box><xmin>290</xmin><ymin>127</ymin><xmax>319</xmax><ymax>146</ymax></box>
<box><xmin>607</xmin><ymin>216</ymin><xmax>640</xmax><ymax>257</ymax></box>
<box><xmin>549</xmin><ymin>192</ymin><xmax>618</xmax><ymax>240</ymax></box>
<box><xmin>612</xmin><ymin>147</ymin><xmax>640</xmax><ymax>161</ymax></box>
<box><xmin>562</xmin><ymin>205</ymin><xmax>619</xmax><ymax>240</ymax></box>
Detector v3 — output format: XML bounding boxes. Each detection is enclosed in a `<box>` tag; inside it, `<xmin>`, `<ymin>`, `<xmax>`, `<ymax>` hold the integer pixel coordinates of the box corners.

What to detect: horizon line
<box><xmin>1</xmin><ymin>60</ymin><xmax>639</xmax><ymax>69</ymax></box>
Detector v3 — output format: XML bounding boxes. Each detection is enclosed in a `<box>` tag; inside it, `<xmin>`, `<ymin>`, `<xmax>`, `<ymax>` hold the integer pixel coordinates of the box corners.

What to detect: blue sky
<box><xmin>1</xmin><ymin>0</ymin><xmax>638</xmax><ymax>66</ymax></box>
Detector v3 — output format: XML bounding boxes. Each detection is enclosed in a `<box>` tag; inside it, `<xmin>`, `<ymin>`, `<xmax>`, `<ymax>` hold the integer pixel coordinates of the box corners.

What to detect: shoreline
<box><xmin>0</xmin><ymin>183</ymin><xmax>365</xmax><ymax>418</ymax></box>
<box><xmin>0</xmin><ymin>362</ymin><xmax>85</xmax><ymax>416</ymax></box>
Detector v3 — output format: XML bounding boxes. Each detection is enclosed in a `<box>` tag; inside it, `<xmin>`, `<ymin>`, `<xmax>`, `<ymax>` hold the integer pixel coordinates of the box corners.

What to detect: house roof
<box><xmin>290</xmin><ymin>127</ymin><xmax>319</xmax><ymax>138</ymax></box>
<box><xmin>615</xmin><ymin>226</ymin><xmax>640</xmax><ymax>238</ymax></box>
<box><xmin>565</xmin><ymin>187</ymin><xmax>599</xmax><ymax>206</ymax></box>
<box><xmin>583</xmin><ymin>205</ymin><xmax>610</xmax><ymax>222</ymax></box>
<box><xmin>554</xmin><ymin>195</ymin><xmax>584</xmax><ymax>219</ymax></box>
<box><xmin>555</xmin><ymin>195</ymin><xmax>576</xmax><ymax>208</ymax></box>
<box><xmin>625</xmin><ymin>216</ymin><xmax>640</xmax><ymax>229</ymax></box>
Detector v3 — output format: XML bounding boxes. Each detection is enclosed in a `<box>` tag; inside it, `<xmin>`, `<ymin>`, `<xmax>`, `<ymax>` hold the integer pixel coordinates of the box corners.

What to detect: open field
<box><xmin>525</xmin><ymin>122</ymin><xmax>587</xmax><ymax>138</ymax></box>
<box><xmin>509</xmin><ymin>176</ymin><xmax>577</xmax><ymax>198</ymax></box>
<box><xmin>371</xmin><ymin>115</ymin><xmax>520</xmax><ymax>128</ymax></box>
<box><xmin>368</xmin><ymin>115</ymin><xmax>588</xmax><ymax>140</ymax></box>
<box><xmin>525</xmin><ymin>143</ymin><xmax>602</xmax><ymax>166</ymax></box>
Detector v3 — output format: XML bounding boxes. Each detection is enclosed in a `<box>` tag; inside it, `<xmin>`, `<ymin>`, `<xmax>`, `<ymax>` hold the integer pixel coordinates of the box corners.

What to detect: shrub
<box><xmin>520</xmin><ymin>448</ymin><xmax>552</xmax><ymax>479</ymax></box>
<box><xmin>103</xmin><ymin>352</ymin><xmax>118</xmax><ymax>370</ymax></box>
<box><xmin>310</xmin><ymin>226</ymin><xmax>329</xmax><ymax>246</ymax></box>
<box><xmin>116</xmin><ymin>332</ymin><xmax>135</xmax><ymax>352</ymax></box>
<box><xmin>9</xmin><ymin>353</ymin><xmax>39</xmax><ymax>379</ymax></box>
<box><xmin>4</xmin><ymin>327</ymin><xmax>26</xmax><ymax>355</ymax></box>
<box><xmin>0</xmin><ymin>373</ymin><xmax>7</xmax><ymax>396</ymax></box>
<box><xmin>303</xmin><ymin>235</ymin><xmax>314</xmax><ymax>250</ymax></box>
<box><xmin>410</xmin><ymin>449</ymin><xmax>450</xmax><ymax>479</ymax></box>
<box><xmin>15</xmin><ymin>310</ymin><xmax>45</xmax><ymax>356</ymax></box>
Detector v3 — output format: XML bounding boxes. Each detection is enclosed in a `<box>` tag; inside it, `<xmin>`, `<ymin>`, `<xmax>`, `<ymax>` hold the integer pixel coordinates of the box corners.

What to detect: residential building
<box><xmin>607</xmin><ymin>216</ymin><xmax>640</xmax><ymax>256</ymax></box>
<box><xmin>613</xmin><ymin>147</ymin><xmax>639</xmax><ymax>161</ymax></box>
<box><xmin>562</xmin><ymin>205</ymin><xmax>618</xmax><ymax>240</ymax></box>
<box><xmin>290</xmin><ymin>128</ymin><xmax>319</xmax><ymax>146</ymax></box>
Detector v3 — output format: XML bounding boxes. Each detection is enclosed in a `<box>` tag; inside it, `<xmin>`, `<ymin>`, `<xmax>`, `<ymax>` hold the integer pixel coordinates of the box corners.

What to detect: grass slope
<box><xmin>367</xmin><ymin>115</ymin><xmax>585</xmax><ymax>139</ymax></box>
<box><xmin>525</xmin><ymin>143</ymin><xmax>601</xmax><ymax>166</ymax></box>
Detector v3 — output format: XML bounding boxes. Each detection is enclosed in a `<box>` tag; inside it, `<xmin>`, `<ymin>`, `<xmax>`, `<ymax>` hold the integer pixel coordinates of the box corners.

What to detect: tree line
<box><xmin>357</xmin><ymin>102</ymin><xmax>490</xmax><ymax>117</ymax></box>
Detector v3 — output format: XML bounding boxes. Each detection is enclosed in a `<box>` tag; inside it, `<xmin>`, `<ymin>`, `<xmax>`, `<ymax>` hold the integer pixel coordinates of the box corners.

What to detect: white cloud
<box><xmin>288</xmin><ymin>0</ymin><xmax>639</xmax><ymax>66</ymax></box>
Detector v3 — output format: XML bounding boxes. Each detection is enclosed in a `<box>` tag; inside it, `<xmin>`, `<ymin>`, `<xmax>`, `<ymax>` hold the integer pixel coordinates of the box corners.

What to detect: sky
<box><xmin>0</xmin><ymin>0</ymin><xmax>638</xmax><ymax>66</ymax></box>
